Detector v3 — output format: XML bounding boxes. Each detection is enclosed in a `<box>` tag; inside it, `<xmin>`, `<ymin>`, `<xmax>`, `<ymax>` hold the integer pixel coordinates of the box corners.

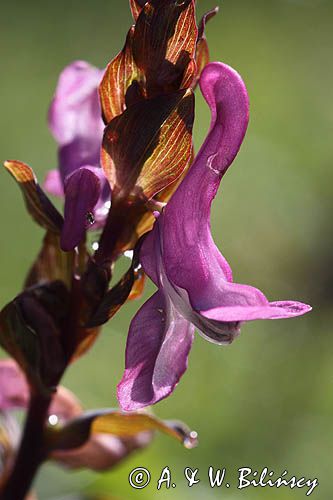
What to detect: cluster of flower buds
<box><xmin>0</xmin><ymin>0</ymin><xmax>310</xmax><ymax>497</ymax></box>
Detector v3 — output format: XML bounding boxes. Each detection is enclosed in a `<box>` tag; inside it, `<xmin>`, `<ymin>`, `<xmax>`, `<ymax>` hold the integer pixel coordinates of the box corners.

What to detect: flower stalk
<box><xmin>1</xmin><ymin>393</ymin><xmax>52</xmax><ymax>500</ymax></box>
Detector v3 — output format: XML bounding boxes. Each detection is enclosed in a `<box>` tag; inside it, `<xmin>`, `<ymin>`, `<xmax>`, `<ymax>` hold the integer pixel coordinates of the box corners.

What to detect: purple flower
<box><xmin>118</xmin><ymin>62</ymin><xmax>312</xmax><ymax>411</ymax></box>
<box><xmin>44</xmin><ymin>60</ymin><xmax>110</xmax><ymax>250</ymax></box>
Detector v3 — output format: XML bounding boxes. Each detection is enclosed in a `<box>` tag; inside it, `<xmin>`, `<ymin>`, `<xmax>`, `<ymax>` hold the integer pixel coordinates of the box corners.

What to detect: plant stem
<box><xmin>0</xmin><ymin>393</ymin><xmax>52</xmax><ymax>500</ymax></box>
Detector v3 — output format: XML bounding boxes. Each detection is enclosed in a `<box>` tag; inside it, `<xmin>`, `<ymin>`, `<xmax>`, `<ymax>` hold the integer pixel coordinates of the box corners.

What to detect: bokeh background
<box><xmin>1</xmin><ymin>0</ymin><xmax>332</xmax><ymax>498</ymax></box>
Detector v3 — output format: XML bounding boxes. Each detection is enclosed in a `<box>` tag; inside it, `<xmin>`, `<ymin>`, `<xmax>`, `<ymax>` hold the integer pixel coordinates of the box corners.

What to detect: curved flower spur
<box><xmin>118</xmin><ymin>62</ymin><xmax>312</xmax><ymax>411</ymax></box>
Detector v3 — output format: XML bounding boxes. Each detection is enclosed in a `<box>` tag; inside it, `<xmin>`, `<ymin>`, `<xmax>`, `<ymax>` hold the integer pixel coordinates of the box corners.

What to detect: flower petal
<box><xmin>0</xmin><ymin>359</ymin><xmax>81</xmax><ymax>420</ymax></box>
<box><xmin>58</xmin><ymin>137</ymin><xmax>102</xmax><ymax>181</ymax></box>
<box><xmin>48</xmin><ymin>60</ymin><xmax>104</xmax><ymax>181</ymax></box>
<box><xmin>201</xmin><ymin>300</ymin><xmax>312</xmax><ymax>322</ymax></box>
<box><xmin>61</xmin><ymin>166</ymin><xmax>102</xmax><ymax>251</ymax></box>
<box><xmin>0</xmin><ymin>359</ymin><xmax>29</xmax><ymax>410</ymax></box>
<box><xmin>49</xmin><ymin>60</ymin><xmax>103</xmax><ymax>145</ymax></box>
<box><xmin>161</xmin><ymin>62</ymin><xmax>249</xmax><ymax>311</ymax></box>
<box><xmin>140</xmin><ymin>226</ymin><xmax>159</xmax><ymax>285</ymax></box>
<box><xmin>43</xmin><ymin>169</ymin><xmax>64</xmax><ymax>197</ymax></box>
<box><xmin>118</xmin><ymin>291</ymin><xmax>194</xmax><ymax>410</ymax></box>
<box><xmin>154</xmin><ymin>61</ymin><xmax>311</xmax><ymax>338</ymax></box>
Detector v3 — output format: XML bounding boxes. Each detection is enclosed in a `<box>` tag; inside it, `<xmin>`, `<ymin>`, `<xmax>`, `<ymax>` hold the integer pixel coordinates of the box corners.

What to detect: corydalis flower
<box><xmin>118</xmin><ymin>62</ymin><xmax>312</xmax><ymax>411</ymax></box>
<box><xmin>44</xmin><ymin>61</ymin><xmax>110</xmax><ymax>251</ymax></box>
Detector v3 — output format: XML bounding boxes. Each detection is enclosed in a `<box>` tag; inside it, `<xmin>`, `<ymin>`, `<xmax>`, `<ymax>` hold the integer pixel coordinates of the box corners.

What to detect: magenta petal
<box><xmin>0</xmin><ymin>359</ymin><xmax>82</xmax><ymax>422</ymax></box>
<box><xmin>44</xmin><ymin>169</ymin><xmax>64</xmax><ymax>197</ymax></box>
<box><xmin>48</xmin><ymin>60</ymin><xmax>104</xmax><ymax>182</ymax></box>
<box><xmin>61</xmin><ymin>166</ymin><xmax>102</xmax><ymax>251</ymax></box>
<box><xmin>118</xmin><ymin>291</ymin><xmax>195</xmax><ymax>410</ymax></box>
<box><xmin>162</xmin><ymin>62</ymin><xmax>249</xmax><ymax>310</ymax></box>
<box><xmin>49</xmin><ymin>60</ymin><xmax>104</xmax><ymax>146</ymax></box>
<box><xmin>201</xmin><ymin>301</ymin><xmax>312</xmax><ymax>322</ymax></box>
<box><xmin>0</xmin><ymin>359</ymin><xmax>29</xmax><ymax>410</ymax></box>
<box><xmin>140</xmin><ymin>228</ymin><xmax>159</xmax><ymax>285</ymax></box>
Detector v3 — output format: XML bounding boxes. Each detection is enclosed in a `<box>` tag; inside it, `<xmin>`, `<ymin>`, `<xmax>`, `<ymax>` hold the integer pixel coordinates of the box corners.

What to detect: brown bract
<box><xmin>97</xmin><ymin>0</ymin><xmax>202</xmax><ymax>268</ymax></box>
<box><xmin>99</xmin><ymin>0</ymin><xmax>197</xmax><ymax>203</ymax></box>
<box><xmin>99</xmin><ymin>27</ymin><xmax>138</xmax><ymax>125</ymax></box>
<box><xmin>93</xmin><ymin>1</ymin><xmax>218</xmax><ymax>325</ymax></box>
<box><xmin>48</xmin><ymin>408</ymin><xmax>198</xmax><ymax>470</ymax></box>
<box><xmin>129</xmin><ymin>0</ymin><xmax>146</xmax><ymax>21</ymax></box>
<box><xmin>132</xmin><ymin>0</ymin><xmax>197</xmax><ymax>98</ymax></box>
<box><xmin>4</xmin><ymin>161</ymin><xmax>63</xmax><ymax>233</ymax></box>
<box><xmin>193</xmin><ymin>7</ymin><xmax>219</xmax><ymax>88</ymax></box>
<box><xmin>102</xmin><ymin>89</ymin><xmax>194</xmax><ymax>200</ymax></box>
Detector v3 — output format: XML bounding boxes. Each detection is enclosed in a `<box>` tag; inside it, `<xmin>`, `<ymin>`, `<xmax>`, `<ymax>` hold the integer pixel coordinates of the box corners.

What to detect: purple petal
<box><xmin>48</xmin><ymin>60</ymin><xmax>104</xmax><ymax>181</ymax></box>
<box><xmin>49</xmin><ymin>60</ymin><xmax>104</xmax><ymax>145</ymax></box>
<box><xmin>159</xmin><ymin>62</ymin><xmax>311</xmax><ymax>326</ymax></box>
<box><xmin>161</xmin><ymin>62</ymin><xmax>248</xmax><ymax>310</ymax></box>
<box><xmin>0</xmin><ymin>359</ymin><xmax>29</xmax><ymax>410</ymax></box>
<box><xmin>201</xmin><ymin>300</ymin><xmax>312</xmax><ymax>322</ymax></box>
<box><xmin>0</xmin><ymin>360</ymin><xmax>82</xmax><ymax>420</ymax></box>
<box><xmin>61</xmin><ymin>166</ymin><xmax>102</xmax><ymax>251</ymax></box>
<box><xmin>138</xmin><ymin>61</ymin><xmax>311</xmax><ymax>346</ymax></box>
<box><xmin>58</xmin><ymin>136</ymin><xmax>102</xmax><ymax>181</ymax></box>
<box><xmin>118</xmin><ymin>291</ymin><xmax>195</xmax><ymax>410</ymax></box>
<box><xmin>44</xmin><ymin>169</ymin><xmax>64</xmax><ymax>197</ymax></box>
<box><xmin>140</xmin><ymin>225</ymin><xmax>159</xmax><ymax>285</ymax></box>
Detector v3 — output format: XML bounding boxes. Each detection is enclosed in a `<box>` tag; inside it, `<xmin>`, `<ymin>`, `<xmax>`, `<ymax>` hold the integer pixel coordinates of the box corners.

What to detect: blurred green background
<box><xmin>0</xmin><ymin>0</ymin><xmax>332</xmax><ymax>498</ymax></box>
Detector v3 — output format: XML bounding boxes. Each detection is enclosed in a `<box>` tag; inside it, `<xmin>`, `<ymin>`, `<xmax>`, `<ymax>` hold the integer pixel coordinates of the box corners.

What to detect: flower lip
<box><xmin>200</xmin><ymin>302</ymin><xmax>312</xmax><ymax>323</ymax></box>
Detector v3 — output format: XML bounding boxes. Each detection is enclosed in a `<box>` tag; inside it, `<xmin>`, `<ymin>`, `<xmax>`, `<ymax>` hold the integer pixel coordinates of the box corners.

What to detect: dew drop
<box><xmin>48</xmin><ymin>414</ymin><xmax>59</xmax><ymax>426</ymax></box>
<box><xmin>124</xmin><ymin>250</ymin><xmax>134</xmax><ymax>260</ymax></box>
<box><xmin>92</xmin><ymin>241</ymin><xmax>99</xmax><ymax>251</ymax></box>
<box><xmin>184</xmin><ymin>430</ymin><xmax>198</xmax><ymax>449</ymax></box>
<box><xmin>86</xmin><ymin>212</ymin><xmax>95</xmax><ymax>225</ymax></box>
